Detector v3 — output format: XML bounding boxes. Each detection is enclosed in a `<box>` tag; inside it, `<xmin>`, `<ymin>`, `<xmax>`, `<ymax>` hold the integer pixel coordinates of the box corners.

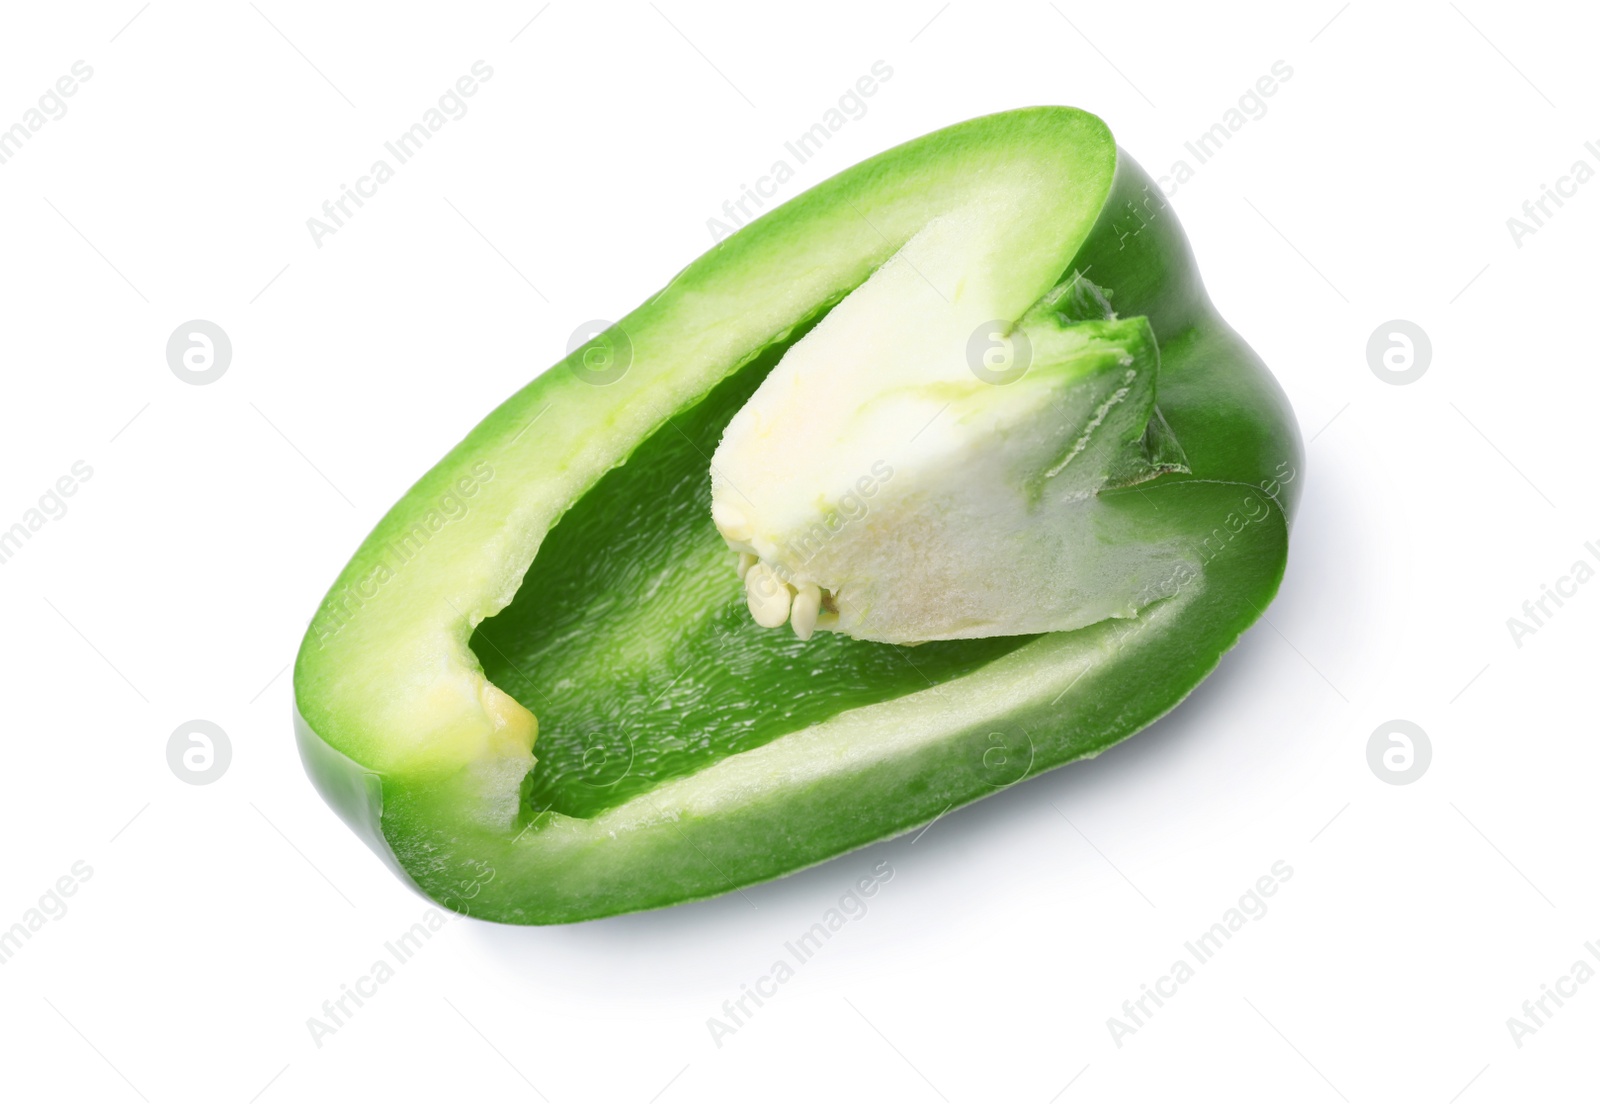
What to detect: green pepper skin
<box><xmin>294</xmin><ymin>109</ymin><xmax>1301</xmax><ymax>923</ymax></box>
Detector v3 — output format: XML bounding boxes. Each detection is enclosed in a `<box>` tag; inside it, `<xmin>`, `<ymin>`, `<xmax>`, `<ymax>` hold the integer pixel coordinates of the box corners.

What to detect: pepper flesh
<box><xmin>294</xmin><ymin>108</ymin><xmax>1301</xmax><ymax>924</ymax></box>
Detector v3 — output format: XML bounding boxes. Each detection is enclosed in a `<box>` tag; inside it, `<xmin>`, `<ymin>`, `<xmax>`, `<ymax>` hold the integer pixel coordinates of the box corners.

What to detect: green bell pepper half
<box><xmin>293</xmin><ymin>106</ymin><xmax>1301</xmax><ymax>924</ymax></box>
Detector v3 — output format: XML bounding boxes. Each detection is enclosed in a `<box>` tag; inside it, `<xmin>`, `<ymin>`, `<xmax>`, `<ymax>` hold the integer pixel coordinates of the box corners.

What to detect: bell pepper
<box><xmin>293</xmin><ymin>106</ymin><xmax>1301</xmax><ymax>924</ymax></box>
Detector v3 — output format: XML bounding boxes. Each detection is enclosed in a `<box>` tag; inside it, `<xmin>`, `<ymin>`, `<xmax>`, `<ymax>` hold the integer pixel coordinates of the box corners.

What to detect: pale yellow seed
<box><xmin>736</xmin><ymin>552</ymin><xmax>756</xmax><ymax>580</ymax></box>
<box><xmin>745</xmin><ymin>562</ymin><xmax>793</xmax><ymax>628</ymax></box>
<box><xmin>790</xmin><ymin>582</ymin><xmax>822</xmax><ymax>641</ymax></box>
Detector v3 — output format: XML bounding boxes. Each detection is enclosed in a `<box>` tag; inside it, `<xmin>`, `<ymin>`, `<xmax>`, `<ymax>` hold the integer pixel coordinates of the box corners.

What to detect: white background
<box><xmin>0</xmin><ymin>2</ymin><xmax>1595</xmax><ymax>1103</ymax></box>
